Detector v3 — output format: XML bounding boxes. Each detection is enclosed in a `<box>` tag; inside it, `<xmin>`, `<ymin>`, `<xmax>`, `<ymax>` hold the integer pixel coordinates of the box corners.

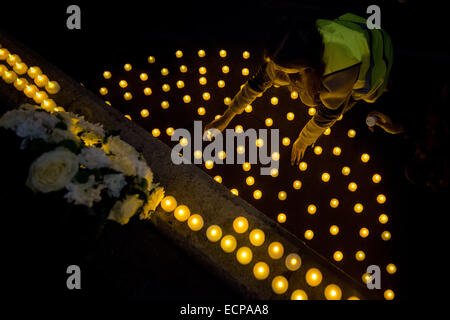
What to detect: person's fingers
<box><xmin>291</xmin><ymin>146</ymin><xmax>297</xmax><ymax>166</ymax></box>
<box><xmin>298</xmin><ymin>149</ymin><xmax>304</xmax><ymax>164</ymax></box>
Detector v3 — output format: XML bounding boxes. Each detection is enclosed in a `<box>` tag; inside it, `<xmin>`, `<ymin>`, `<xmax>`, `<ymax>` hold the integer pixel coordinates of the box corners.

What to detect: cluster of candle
<box><xmin>0</xmin><ymin>46</ymin><xmax>61</xmax><ymax>112</ymax></box>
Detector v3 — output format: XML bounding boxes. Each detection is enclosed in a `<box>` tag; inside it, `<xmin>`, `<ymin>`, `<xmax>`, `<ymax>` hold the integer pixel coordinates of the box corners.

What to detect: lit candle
<box><xmin>140</xmin><ymin>109</ymin><xmax>149</xmax><ymax>118</ymax></box>
<box><xmin>13</xmin><ymin>62</ymin><xmax>27</xmax><ymax>75</ymax></box>
<box><xmin>278</xmin><ymin>191</ymin><xmax>287</xmax><ymax>201</ymax></box>
<box><xmin>290</xmin><ymin>91</ymin><xmax>298</xmax><ymax>99</ymax></box>
<box><xmin>236</xmin><ymin>247</ymin><xmax>253</xmax><ymax>265</ymax></box>
<box><xmin>235</xmin><ymin>125</ymin><xmax>244</xmax><ymax>133</ymax></box>
<box><xmin>233</xmin><ymin>217</ymin><xmax>249</xmax><ymax>234</ymax></box>
<box><xmin>23</xmin><ymin>84</ymin><xmax>38</xmax><ymax>98</ymax></box>
<box><xmin>321</xmin><ymin>172</ymin><xmax>330</xmax><ymax>182</ymax></box>
<box><xmin>222</xmin><ymin>65</ymin><xmax>229</xmax><ymax>73</ymax></box>
<box><xmin>162</xmin><ymin>83</ymin><xmax>170</xmax><ymax>92</ymax></box>
<box><xmin>333</xmin><ymin>147</ymin><xmax>342</xmax><ymax>156</ymax></box>
<box><xmin>197</xmin><ymin>107</ymin><xmax>206</xmax><ymax>116</ymax></box>
<box><xmin>249</xmin><ymin>229</ymin><xmax>265</xmax><ymax>246</ymax></box>
<box><xmin>0</xmin><ymin>48</ymin><xmax>10</xmax><ymax>60</ymax></box>
<box><xmin>183</xmin><ymin>95</ymin><xmax>191</xmax><ymax>103</ymax></box>
<box><xmin>265</xmin><ymin>118</ymin><xmax>273</xmax><ymax>126</ymax></box>
<box><xmin>386</xmin><ymin>263</ymin><xmax>397</xmax><ymax>274</ymax></box>
<box><xmin>33</xmin><ymin>91</ymin><xmax>48</xmax><ymax>104</ymax></box>
<box><xmin>0</xmin><ymin>64</ymin><xmax>6</xmax><ymax>77</ymax></box>
<box><xmin>161</xmin><ymin>68</ymin><xmax>169</xmax><ymax>76</ymax></box>
<box><xmin>13</xmin><ymin>77</ymin><xmax>27</xmax><ymax>91</ymax></box>
<box><xmin>103</xmin><ymin>71</ymin><xmax>111</xmax><ymax>79</ymax></box>
<box><xmin>152</xmin><ymin>128</ymin><xmax>160</xmax><ymax>137</ymax></box>
<box><xmin>27</xmin><ymin>66</ymin><xmax>42</xmax><ymax>79</ymax></box>
<box><xmin>378</xmin><ymin>214</ymin><xmax>389</xmax><ymax>224</ymax></box>
<box><xmin>277</xmin><ymin>213</ymin><xmax>286</xmax><ymax>223</ymax></box>
<box><xmin>174</xmin><ymin>205</ymin><xmax>191</xmax><ymax>222</ymax></box>
<box><xmin>40</xmin><ymin>99</ymin><xmax>56</xmax><ymax>111</ymax></box>
<box><xmin>206</xmin><ymin>225</ymin><xmax>222</xmax><ymax>242</ymax></box>
<box><xmin>202</xmin><ymin>92</ymin><xmax>210</xmax><ymax>100</ymax></box>
<box><xmin>347</xmin><ymin>129</ymin><xmax>356</xmax><ymax>138</ymax></box>
<box><xmin>230</xmin><ymin>188</ymin><xmax>239</xmax><ymax>196</ymax></box>
<box><xmin>285</xmin><ymin>253</ymin><xmax>302</xmax><ymax>271</ymax></box>
<box><xmin>6</xmin><ymin>53</ymin><xmax>21</xmax><ymax>66</ymax></box>
<box><xmin>242</xmin><ymin>162</ymin><xmax>251</xmax><ymax>171</ymax></box>
<box><xmin>272</xmin><ymin>275</ymin><xmax>288</xmax><ymax>295</ymax></box>
<box><xmin>198</xmin><ymin>76</ymin><xmax>207</xmax><ymax>85</ymax></box>
<box><xmin>354</xmin><ymin>203</ymin><xmax>364</xmax><ymax>213</ymax></box>
<box><xmin>187</xmin><ymin>214</ymin><xmax>204</xmax><ymax>231</ymax></box>
<box><xmin>381</xmin><ymin>231</ymin><xmax>391</xmax><ymax>241</ymax></box>
<box><xmin>330</xmin><ymin>198</ymin><xmax>339</xmax><ymax>208</ymax></box>
<box><xmin>377</xmin><ymin>194</ymin><xmax>386</xmax><ymax>204</ymax></box>
<box><xmin>253</xmin><ymin>190</ymin><xmax>262</xmax><ymax>200</ymax></box>
<box><xmin>342</xmin><ymin>166</ymin><xmax>351</xmax><ymax>176</ymax></box>
<box><xmin>147</xmin><ymin>56</ymin><xmax>155</xmax><ymax>63</ymax></box>
<box><xmin>270</xmin><ymin>97</ymin><xmax>278</xmax><ymax>105</ymax></box>
<box><xmin>224</xmin><ymin>97</ymin><xmax>231</xmax><ymax>105</ymax></box>
<box><xmin>220</xmin><ymin>235</ymin><xmax>237</xmax><ymax>253</ymax></box>
<box><xmin>45</xmin><ymin>81</ymin><xmax>60</xmax><ymax>94</ymax></box>
<box><xmin>329</xmin><ymin>225</ymin><xmax>339</xmax><ymax>235</ymax></box>
<box><xmin>219</xmin><ymin>49</ymin><xmax>227</xmax><ymax>58</ymax></box>
<box><xmin>305</xmin><ymin>268</ymin><xmax>322</xmax><ymax>287</ymax></box>
<box><xmin>348</xmin><ymin>182</ymin><xmax>358</xmax><ymax>192</ymax></box>
<box><xmin>161</xmin><ymin>196</ymin><xmax>177</xmax><ymax>212</ymax></box>
<box><xmin>176</xmin><ymin>80</ymin><xmax>185</xmax><ymax>88</ymax></box>
<box><xmin>246</xmin><ymin>176</ymin><xmax>255</xmax><ymax>186</ymax></box>
<box><xmin>120</xmin><ymin>80</ymin><xmax>128</xmax><ymax>88</ymax></box>
<box><xmin>324</xmin><ymin>127</ymin><xmax>331</xmax><ymax>135</ymax></box>
<box><xmin>384</xmin><ymin>289</ymin><xmax>395</xmax><ymax>300</ymax></box>
<box><xmin>360</xmin><ymin>227</ymin><xmax>369</xmax><ymax>238</ymax></box>
<box><xmin>307</xmin><ymin>204</ymin><xmax>317</xmax><ymax>215</ymax></box>
<box><xmin>2</xmin><ymin>70</ymin><xmax>17</xmax><ymax>84</ymax></box>
<box><xmin>324</xmin><ymin>284</ymin><xmax>342</xmax><ymax>300</ymax></box>
<box><xmin>253</xmin><ymin>261</ymin><xmax>269</xmax><ymax>280</ymax></box>
<box><xmin>270</xmin><ymin>168</ymin><xmax>279</xmax><ymax>177</ymax></box>
<box><xmin>217</xmin><ymin>80</ymin><xmax>225</xmax><ymax>88</ymax></box>
<box><xmin>204</xmin><ymin>160</ymin><xmax>214</xmax><ymax>170</ymax></box>
<box><xmin>34</xmin><ymin>74</ymin><xmax>49</xmax><ymax>87</ymax></box>
<box><xmin>314</xmin><ymin>146</ymin><xmax>322</xmax><ymax>155</ymax></box>
<box><xmin>268</xmin><ymin>242</ymin><xmax>284</xmax><ymax>259</ymax></box>
<box><xmin>361</xmin><ymin>153</ymin><xmax>370</xmax><ymax>163</ymax></box>
<box><xmin>304</xmin><ymin>230</ymin><xmax>314</xmax><ymax>240</ymax></box>
<box><xmin>198</xmin><ymin>66</ymin><xmax>207</xmax><ymax>75</ymax></box>
<box><xmin>213</xmin><ymin>175</ymin><xmax>222</xmax><ymax>183</ymax></box>
<box><xmin>282</xmin><ymin>137</ymin><xmax>291</xmax><ymax>146</ymax></box>
<box><xmin>299</xmin><ymin>161</ymin><xmax>307</xmax><ymax>171</ymax></box>
<box><xmin>255</xmin><ymin>139</ymin><xmax>264</xmax><ymax>147</ymax></box>
<box><xmin>179</xmin><ymin>65</ymin><xmax>187</xmax><ymax>73</ymax></box>
<box><xmin>175</xmin><ymin>50</ymin><xmax>183</xmax><ymax>58</ymax></box>
<box><xmin>355</xmin><ymin>250</ymin><xmax>366</xmax><ymax>261</ymax></box>
<box><xmin>308</xmin><ymin>107</ymin><xmax>316</xmax><ymax>116</ymax></box>
<box><xmin>123</xmin><ymin>63</ymin><xmax>132</xmax><ymax>71</ymax></box>
<box><xmin>143</xmin><ymin>87</ymin><xmax>152</xmax><ymax>95</ymax></box>
<box><xmin>241</xmin><ymin>68</ymin><xmax>249</xmax><ymax>76</ymax></box>
<box><xmin>99</xmin><ymin>87</ymin><xmax>108</xmax><ymax>95</ymax></box>
<box><xmin>291</xmin><ymin>289</ymin><xmax>308</xmax><ymax>300</ymax></box>
<box><xmin>293</xmin><ymin>180</ymin><xmax>302</xmax><ymax>190</ymax></box>
<box><xmin>372</xmin><ymin>174</ymin><xmax>382</xmax><ymax>183</ymax></box>
<box><xmin>140</xmin><ymin>73</ymin><xmax>148</xmax><ymax>81</ymax></box>
<box><xmin>286</xmin><ymin>112</ymin><xmax>295</xmax><ymax>121</ymax></box>
<box><xmin>123</xmin><ymin>92</ymin><xmax>132</xmax><ymax>100</ymax></box>
<box><xmin>333</xmin><ymin>251</ymin><xmax>343</xmax><ymax>262</ymax></box>
<box><xmin>198</xmin><ymin>49</ymin><xmax>206</xmax><ymax>57</ymax></box>
<box><xmin>242</xmin><ymin>51</ymin><xmax>250</xmax><ymax>59</ymax></box>
<box><xmin>194</xmin><ymin>150</ymin><xmax>202</xmax><ymax>159</ymax></box>
<box><xmin>161</xmin><ymin>101</ymin><xmax>170</xmax><ymax>109</ymax></box>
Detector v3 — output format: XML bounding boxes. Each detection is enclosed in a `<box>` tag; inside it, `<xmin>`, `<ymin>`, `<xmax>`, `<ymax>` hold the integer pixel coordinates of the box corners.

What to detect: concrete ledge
<box><xmin>1</xmin><ymin>29</ymin><xmax>378</xmax><ymax>300</ymax></box>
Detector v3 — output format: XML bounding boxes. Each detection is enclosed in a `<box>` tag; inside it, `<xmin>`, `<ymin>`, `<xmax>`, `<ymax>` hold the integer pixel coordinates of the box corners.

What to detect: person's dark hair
<box><xmin>263</xmin><ymin>17</ymin><xmax>324</xmax><ymax>104</ymax></box>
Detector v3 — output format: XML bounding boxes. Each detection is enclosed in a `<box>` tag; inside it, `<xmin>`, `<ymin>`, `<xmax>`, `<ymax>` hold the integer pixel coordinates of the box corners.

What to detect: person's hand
<box><xmin>291</xmin><ymin>136</ymin><xmax>308</xmax><ymax>166</ymax></box>
<box><xmin>203</xmin><ymin>109</ymin><xmax>236</xmax><ymax>140</ymax></box>
<box><xmin>367</xmin><ymin>110</ymin><xmax>404</xmax><ymax>134</ymax></box>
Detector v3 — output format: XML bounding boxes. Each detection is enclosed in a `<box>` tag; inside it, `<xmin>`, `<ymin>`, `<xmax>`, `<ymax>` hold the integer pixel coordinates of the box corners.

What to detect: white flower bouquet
<box><xmin>0</xmin><ymin>103</ymin><xmax>165</xmax><ymax>225</ymax></box>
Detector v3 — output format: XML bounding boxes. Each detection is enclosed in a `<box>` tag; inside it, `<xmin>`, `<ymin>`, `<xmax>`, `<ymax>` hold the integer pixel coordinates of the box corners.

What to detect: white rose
<box><xmin>107</xmin><ymin>194</ymin><xmax>143</xmax><ymax>225</ymax></box>
<box><xmin>78</xmin><ymin>147</ymin><xmax>110</xmax><ymax>169</ymax></box>
<box><xmin>140</xmin><ymin>186</ymin><xmax>165</xmax><ymax>220</ymax></box>
<box><xmin>0</xmin><ymin>109</ymin><xmax>28</xmax><ymax>130</ymax></box>
<box><xmin>26</xmin><ymin>148</ymin><xmax>79</xmax><ymax>193</ymax></box>
<box><xmin>103</xmin><ymin>173</ymin><xmax>127</xmax><ymax>198</ymax></box>
<box><xmin>64</xmin><ymin>175</ymin><xmax>104</xmax><ymax>207</ymax></box>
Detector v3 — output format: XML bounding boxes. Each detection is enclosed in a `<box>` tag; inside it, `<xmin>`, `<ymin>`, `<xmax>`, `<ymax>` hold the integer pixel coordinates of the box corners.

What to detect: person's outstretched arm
<box><xmin>203</xmin><ymin>63</ymin><xmax>273</xmax><ymax>137</ymax></box>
